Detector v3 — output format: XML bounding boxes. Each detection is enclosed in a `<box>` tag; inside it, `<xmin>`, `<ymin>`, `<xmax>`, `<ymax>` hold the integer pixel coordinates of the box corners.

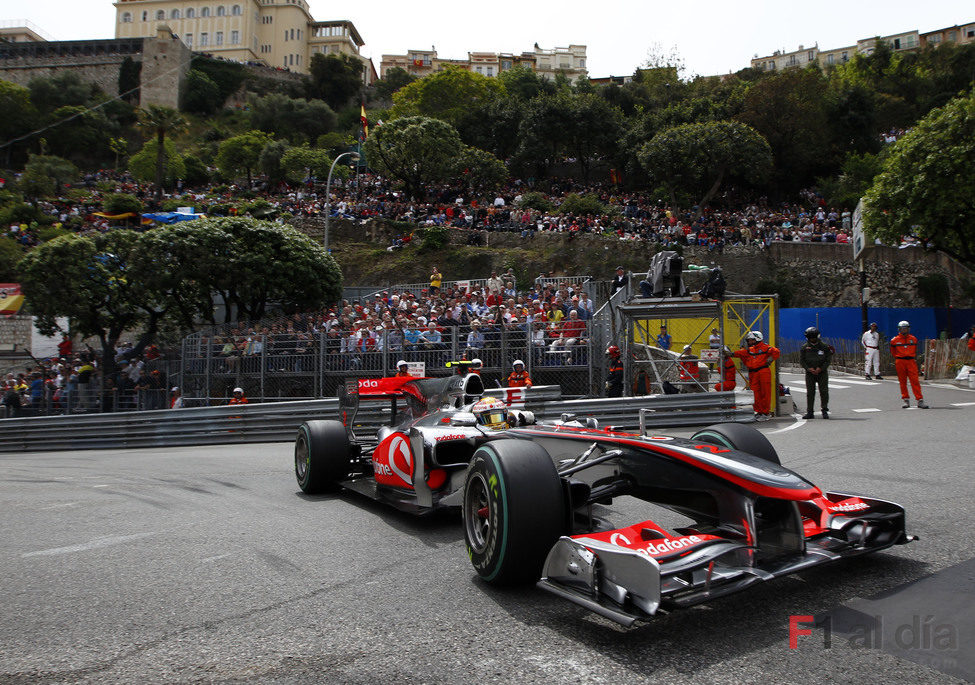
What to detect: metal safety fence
<box><xmin>0</xmin><ymin>385</ymin><xmax>750</xmax><ymax>453</ymax></box>
<box><xmin>178</xmin><ymin>321</ymin><xmax>601</xmax><ymax>403</ymax></box>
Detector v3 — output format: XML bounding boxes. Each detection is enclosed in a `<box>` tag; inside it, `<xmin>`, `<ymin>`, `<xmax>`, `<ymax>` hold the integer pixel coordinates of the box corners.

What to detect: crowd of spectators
<box><xmin>0</xmin><ymin>338</ymin><xmax>172</xmax><ymax>417</ymax></box>
<box><xmin>186</xmin><ymin>270</ymin><xmax>598</xmax><ymax>377</ymax></box>
<box><xmin>7</xmin><ymin>166</ymin><xmax>881</xmax><ymax>252</ymax></box>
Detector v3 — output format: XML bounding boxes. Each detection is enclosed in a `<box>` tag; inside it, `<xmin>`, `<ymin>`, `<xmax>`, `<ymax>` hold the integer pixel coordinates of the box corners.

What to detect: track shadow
<box><xmin>471</xmin><ymin>553</ymin><xmax>930</xmax><ymax>678</ymax></box>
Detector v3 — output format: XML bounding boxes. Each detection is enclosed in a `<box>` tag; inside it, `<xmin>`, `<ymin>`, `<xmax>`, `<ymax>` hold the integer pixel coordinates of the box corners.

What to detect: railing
<box><xmin>0</xmin><ymin>385</ymin><xmax>751</xmax><ymax>453</ymax></box>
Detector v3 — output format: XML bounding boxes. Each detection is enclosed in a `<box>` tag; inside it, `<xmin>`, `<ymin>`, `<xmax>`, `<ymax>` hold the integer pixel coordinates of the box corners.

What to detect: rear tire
<box><xmin>463</xmin><ymin>440</ymin><xmax>565</xmax><ymax>584</ymax></box>
<box><xmin>691</xmin><ymin>422</ymin><xmax>781</xmax><ymax>465</ymax></box>
<box><xmin>295</xmin><ymin>420</ymin><xmax>351</xmax><ymax>493</ymax></box>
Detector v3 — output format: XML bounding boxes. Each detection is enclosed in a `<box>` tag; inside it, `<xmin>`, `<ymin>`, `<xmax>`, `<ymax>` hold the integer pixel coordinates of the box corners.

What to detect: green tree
<box><xmin>103</xmin><ymin>193</ymin><xmax>143</xmax><ymax>216</ymax></box>
<box><xmin>308</xmin><ymin>53</ymin><xmax>364</xmax><ymax>110</ymax></box>
<box><xmin>28</xmin><ymin>72</ymin><xmax>99</xmax><ymax>115</ymax></box>
<box><xmin>864</xmin><ymin>91</ymin><xmax>975</xmax><ymax>267</ymax></box>
<box><xmin>638</xmin><ymin>120</ymin><xmax>772</xmax><ymax>210</ymax></box>
<box><xmin>248</xmin><ymin>93</ymin><xmax>336</xmax><ymax>144</ymax></box>
<box><xmin>0</xmin><ymin>81</ymin><xmax>37</xmax><ymax>167</ymax></box>
<box><xmin>45</xmin><ymin>105</ymin><xmax>113</xmax><ymax>167</ymax></box>
<box><xmin>23</xmin><ymin>154</ymin><xmax>78</xmax><ymax>195</ymax></box>
<box><xmin>389</xmin><ymin>67</ymin><xmax>504</xmax><ymax>130</ymax></box>
<box><xmin>19</xmin><ymin>231</ymin><xmax>161</xmax><ymax>374</ymax></box>
<box><xmin>109</xmin><ymin>137</ymin><xmax>129</xmax><ymax>171</ymax></box>
<box><xmin>0</xmin><ymin>237</ymin><xmax>23</xmax><ymax>281</ymax></box>
<box><xmin>817</xmin><ymin>151</ymin><xmax>883</xmax><ymax>210</ymax></box>
<box><xmin>737</xmin><ymin>69</ymin><xmax>832</xmax><ymax>190</ymax></box>
<box><xmin>141</xmin><ymin>217</ymin><xmax>342</xmax><ymax>322</ymax></box>
<box><xmin>137</xmin><ymin>105</ymin><xmax>188</xmax><ymax>202</ymax></box>
<box><xmin>562</xmin><ymin>93</ymin><xmax>623</xmax><ymax>182</ymax></box>
<box><xmin>128</xmin><ymin>139</ymin><xmax>186</xmax><ymax>189</ymax></box>
<box><xmin>498</xmin><ymin>65</ymin><xmax>553</xmax><ymax>101</ymax></box>
<box><xmin>216</xmin><ymin>130</ymin><xmax>272</xmax><ymax>185</ymax></box>
<box><xmin>118</xmin><ymin>56</ymin><xmax>142</xmax><ymax>103</ymax></box>
<box><xmin>259</xmin><ymin>139</ymin><xmax>289</xmax><ymax>184</ymax></box>
<box><xmin>280</xmin><ymin>145</ymin><xmax>342</xmax><ymax>184</ymax></box>
<box><xmin>182</xmin><ymin>69</ymin><xmax>223</xmax><ymax>114</ymax></box>
<box><xmin>182</xmin><ymin>155</ymin><xmax>210</xmax><ymax>187</ymax></box>
<box><xmin>373</xmin><ymin>66</ymin><xmax>417</xmax><ymax>101</ymax></box>
<box><xmin>456</xmin><ymin>146</ymin><xmax>508</xmax><ymax>195</ymax></box>
<box><xmin>362</xmin><ymin>116</ymin><xmax>463</xmax><ymax>199</ymax></box>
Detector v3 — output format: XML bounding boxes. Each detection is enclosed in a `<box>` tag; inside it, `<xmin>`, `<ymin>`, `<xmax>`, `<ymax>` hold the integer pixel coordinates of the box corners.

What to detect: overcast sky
<box><xmin>1</xmin><ymin>0</ymin><xmax>971</xmax><ymax>77</ymax></box>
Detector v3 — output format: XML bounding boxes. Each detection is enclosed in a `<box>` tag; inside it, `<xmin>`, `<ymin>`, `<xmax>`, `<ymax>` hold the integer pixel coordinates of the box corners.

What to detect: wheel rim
<box><xmin>465</xmin><ymin>472</ymin><xmax>492</xmax><ymax>554</ymax></box>
<box><xmin>295</xmin><ymin>434</ymin><xmax>309</xmax><ymax>481</ymax></box>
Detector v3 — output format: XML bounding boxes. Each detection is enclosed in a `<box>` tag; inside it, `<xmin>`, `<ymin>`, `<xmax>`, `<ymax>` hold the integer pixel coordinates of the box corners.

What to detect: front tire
<box><xmin>691</xmin><ymin>422</ymin><xmax>781</xmax><ymax>465</ymax></box>
<box><xmin>295</xmin><ymin>420</ymin><xmax>351</xmax><ymax>494</ymax></box>
<box><xmin>463</xmin><ymin>440</ymin><xmax>565</xmax><ymax>584</ymax></box>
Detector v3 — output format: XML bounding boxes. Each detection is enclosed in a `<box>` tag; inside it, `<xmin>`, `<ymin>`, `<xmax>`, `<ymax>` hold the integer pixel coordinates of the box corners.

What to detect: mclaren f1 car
<box><xmin>293</xmin><ymin>372</ymin><xmax>914</xmax><ymax>626</ymax></box>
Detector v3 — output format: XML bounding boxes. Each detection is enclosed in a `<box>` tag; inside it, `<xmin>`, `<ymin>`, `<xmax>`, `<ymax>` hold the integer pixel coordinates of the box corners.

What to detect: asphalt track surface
<box><xmin>1</xmin><ymin>370</ymin><xmax>973</xmax><ymax>684</ymax></box>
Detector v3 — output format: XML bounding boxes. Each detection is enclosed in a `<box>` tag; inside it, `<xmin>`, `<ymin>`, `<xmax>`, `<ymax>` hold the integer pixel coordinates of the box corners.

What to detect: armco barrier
<box><xmin>0</xmin><ymin>386</ymin><xmax>749</xmax><ymax>453</ymax></box>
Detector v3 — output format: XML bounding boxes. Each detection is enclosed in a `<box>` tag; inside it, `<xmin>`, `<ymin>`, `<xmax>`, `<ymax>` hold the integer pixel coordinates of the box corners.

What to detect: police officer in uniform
<box><xmin>605</xmin><ymin>345</ymin><xmax>624</xmax><ymax>397</ymax></box>
<box><xmin>799</xmin><ymin>327</ymin><xmax>832</xmax><ymax>419</ymax></box>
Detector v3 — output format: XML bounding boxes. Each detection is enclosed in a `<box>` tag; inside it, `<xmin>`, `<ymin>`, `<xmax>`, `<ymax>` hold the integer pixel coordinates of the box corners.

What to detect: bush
<box><xmin>516</xmin><ymin>191</ymin><xmax>553</xmax><ymax>213</ymax></box>
<box><xmin>103</xmin><ymin>193</ymin><xmax>143</xmax><ymax>215</ymax></box>
<box><xmin>917</xmin><ymin>274</ymin><xmax>949</xmax><ymax>307</ymax></box>
<box><xmin>0</xmin><ymin>201</ymin><xmax>40</xmax><ymax>226</ymax></box>
<box><xmin>419</xmin><ymin>225</ymin><xmax>449</xmax><ymax>250</ymax></box>
<box><xmin>557</xmin><ymin>192</ymin><xmax>607</xmax><ymax>216</ymax></box>
<box><xmin>755</xmin><ymin>275</ymin><xmax>794</xmax><ymax>308</ymax></box>
<box><xmin>37</xmin><ymin>224</ymin><xmax>69</xmax><ymax>242</ymax></box>
<box><xmin>182</xmin><ymin>156</ymin><xmax>211</xmax><ymax>187</ymax></box>
<box><xmin>0</xmin><ymin>236</ymin><xmax>23</xmax><ymax>280</ymax></box>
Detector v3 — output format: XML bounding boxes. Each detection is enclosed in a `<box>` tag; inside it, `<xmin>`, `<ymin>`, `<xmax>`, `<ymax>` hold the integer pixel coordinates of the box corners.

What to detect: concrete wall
<box><xmin>297</xmin><ymin>216</ymin><xmax>975</xmax><ymax>310</ymax></box>
<box><xmin>140</xmin><ymin>28</ymin><xmax>193</xmax><ymax>109</ymax></box>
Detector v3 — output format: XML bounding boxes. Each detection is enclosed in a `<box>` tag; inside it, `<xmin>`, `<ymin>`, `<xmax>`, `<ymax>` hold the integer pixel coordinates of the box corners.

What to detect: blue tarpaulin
<box><xmin>780</xmin><ymin>307</ymin><xmax>975</xmax><ymax>342</ymax></box>
<box><xmin>141</xmin><ymin>212</ymin><xmax>205</xmax><ymax>224</ymax></box>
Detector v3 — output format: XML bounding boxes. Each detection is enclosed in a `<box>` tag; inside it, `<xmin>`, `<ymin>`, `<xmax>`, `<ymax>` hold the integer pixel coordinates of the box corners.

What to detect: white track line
<box><xmin>951</xmin><ymin>401</ymin><xmax>975</xmax><ymax>406</ymax></box>
<box><xmin>22</xmin><ymin>532</ymin><xmax>156</xmax><ymax>558</ymax></box>
<box><xmin>851</xmin><ymin>408</ymin><xmax>882</xmax><ymax>413</ymax></box>
<box><xmin>765</xmin><ymin>414</ymin><xmax>806</xmax><ymax>434</ymax></box>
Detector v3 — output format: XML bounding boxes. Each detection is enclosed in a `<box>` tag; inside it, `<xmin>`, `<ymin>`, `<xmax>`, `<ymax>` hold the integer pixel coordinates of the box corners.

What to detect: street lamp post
<box><xmin>324</xmin><ymin>151</ymin><xmax>359</xmax><ymax>253</ymax></box>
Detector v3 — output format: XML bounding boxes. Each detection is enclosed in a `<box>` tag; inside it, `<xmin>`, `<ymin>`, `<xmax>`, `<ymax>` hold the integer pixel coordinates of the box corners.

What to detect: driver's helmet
<box><xmin>471</xmin><ymin>397</ymin><xmax>509</xmax><ymax>430</ymax></box>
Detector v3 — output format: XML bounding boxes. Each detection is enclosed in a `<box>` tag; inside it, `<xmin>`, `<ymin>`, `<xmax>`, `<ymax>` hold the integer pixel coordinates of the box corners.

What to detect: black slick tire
<box><xmin>295</xmin><ymin>420</ymin><xmax>351</xmax><ymax>494</ymax></box>
<box><xmin>691</xmin><ymin>422</ymin><xmax>781</xmax><ymax>465</ymax></box>
<box><xmin>463</xmin><ymin>439</ymin><xmax>565</xmax><ymax>585</ymax></box>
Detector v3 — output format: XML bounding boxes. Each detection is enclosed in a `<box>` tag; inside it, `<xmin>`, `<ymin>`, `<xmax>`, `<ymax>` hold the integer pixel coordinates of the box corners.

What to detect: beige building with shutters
<box><xmin>113</xmin><ymin>0</ymin><xmax>374</xmax><ymax>82</ymax></box>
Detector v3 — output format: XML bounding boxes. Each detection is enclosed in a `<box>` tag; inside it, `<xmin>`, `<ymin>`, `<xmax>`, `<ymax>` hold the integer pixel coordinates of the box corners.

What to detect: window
<box><xmin>231</xmin><ymin>4</ymin><xmax>241</xmax><ymax>15</ymax></box>
<box><xmin>826</xmin><ymin>53</ymin><xmax>834</xmax><ymax>64</ymax></box>
<box><xmin>171</xmin><ymin>9</ymin><xmax>181</xmax><ymax>19</ymax></box>
<box><xmin>142</xmin><ymin>11</ymin><xmax>148</xmax><ymax>21</ymax></box>
<box><xmin>185</xmin><ymin>33</ymin><xmax>193</xmax><ymax>46</ymax></box>
<box><xmin>475</xmin><ymin>66</ymin><xmax>483</xmax><ymax>74</ymax></box>
<box><xmin>841</xmin><ymin>51</ymin><xmax>848</xmax><ymax>62</ymax></box>
<box><xmin>201</xmin><ymin>7</ymin><xmax>210</xmax><ymax>17</ymax></box>
<box><xmin>968</xmin><ymin>29</ymin><xmax>975</xmax><ymax>38</ymax></box>
<box><xmin>501</xmin><ymin>60</ymin><xmax>511</xmax><ymax>70</ymax></box>
<box><xmin>122</xmin><ymin>12</ymin><xmax>132</xmax><ymax>22</ymax></box>
<box><xmin>231</xmin><ymin>30</ymin><xmax>239</xmax><ymax>44</ymax></box>
<box><xmin>893</xmin><ymin>38</ymin><xmax>901</xmax><ymax>50</ymax></box>
<box><xmin>578</xmin><ymin>59</ymin><xmax>585</xmax><ymax>69</ymax></box>
<box><xmin>808</xmin><ymin>50</ymin><xmax>814</xmax><ymax>61</ymax></box>
<box><xmin>215</xmin><ymin>31</ymin><xmax>223</xmax><ymax>45</ymax></box>
<box><xmin>486</xmin><ymin>66</ymin><xmax>494</xmax><ymax>77</ymax></box>
<box><xmin>290</xmin><ymin>28</ymin><xmax>295</xmax><ymax>40</ymax></box>
<box><xmin>948</xmin><ymin>31</ymin><xmax>957</xmax><ymax>41</ymax></box>
<box><xmin>928</xmin><ymin>34</ymin><xmax>941</xmax><ymax>45</ymax></box>
<box><xmin>156</xmin><ymin>10</ymin><xmax>165</xmax><ymax>20</ymax></box>
<box><xmin>186</xmin><ymin>8</ymin><xmax>195</xmax><ymax>18</ymax></box>
<box><xmin>200</xmin><ymin>32</ymin><xmax>209</xmax><ymax>46</ymax></box>
<box><xmin>216</xmin><ymin>5</ymin><xmax>226</xmax><ymax>16</ymax></box>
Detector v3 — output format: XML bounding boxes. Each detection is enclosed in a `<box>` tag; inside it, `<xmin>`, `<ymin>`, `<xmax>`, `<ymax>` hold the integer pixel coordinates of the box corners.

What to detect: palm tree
<box><xmin>137</xmin><ymin>105</ymin><xmax>188</xmax><ymax>203</ymax></box>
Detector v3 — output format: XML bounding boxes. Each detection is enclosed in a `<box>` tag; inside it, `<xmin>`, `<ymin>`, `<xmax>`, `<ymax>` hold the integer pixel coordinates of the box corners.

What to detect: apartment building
<box><xmin>750</xmin><ymin>20</ymin><xmax>974</xmax><ymax>72</ymax></box>
<box><xmin>380</xmin><ymin>43</ymin><xmax>587</xmax><ymax>81</ymax></box>
<box><xmin>113</xmin><ymin>0</ymin><xmax>374</xmax><ymax>81</ymax></box>
<box><xmin>0</xmin><ymin>20</ymin><xmax>52</xmax><ymax>43</ymax></box>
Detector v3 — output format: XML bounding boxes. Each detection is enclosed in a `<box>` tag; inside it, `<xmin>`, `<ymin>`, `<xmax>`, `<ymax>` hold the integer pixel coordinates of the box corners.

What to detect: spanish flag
<box><xmin>0</xmin><ymin>283</ymin><xmax>24</xmax><ymax>316</ymax></box>
<box><xmin>360</xmin><ymin>104</ymin><xmax>369</xmax><ymax>141</ymax></box>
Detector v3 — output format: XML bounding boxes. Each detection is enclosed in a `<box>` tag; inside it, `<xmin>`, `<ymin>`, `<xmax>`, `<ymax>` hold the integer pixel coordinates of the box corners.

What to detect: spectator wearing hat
<box><xmin>610</xmin><ymin>266</ymin><xmax>627</xmax><ymax>296</ymax></box>
<box><xmin>170</xmin><ymin>387</ymin><xmax>185</xmax><ymax>409</ymax></box>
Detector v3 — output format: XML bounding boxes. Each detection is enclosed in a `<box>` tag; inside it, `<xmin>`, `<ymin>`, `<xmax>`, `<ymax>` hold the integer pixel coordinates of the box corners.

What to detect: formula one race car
<box><xmin>460</xmin><ymin>422</ymin><xmax>915</xmax><ymax>626</ymax></box>
<box><xmin>294</xmin><ymin>373</ymin><xmax>913</xmax><ymax>626</ymax></box>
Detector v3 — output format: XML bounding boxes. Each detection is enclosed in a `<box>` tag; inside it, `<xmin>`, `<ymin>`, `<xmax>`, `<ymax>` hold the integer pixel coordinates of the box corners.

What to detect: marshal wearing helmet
<box><xmin>732</xmin><ymin>331</ymin><xmax>780</xmax><ymax>421</ymax></box>
<box><xmin>799</xmin><ymin>327</ymin><xmax>832</xmax><ymax>419</ymax></box>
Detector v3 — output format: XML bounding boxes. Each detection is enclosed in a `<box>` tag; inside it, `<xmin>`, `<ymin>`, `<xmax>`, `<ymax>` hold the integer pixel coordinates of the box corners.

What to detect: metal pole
<box><xmin>324</xmin><ymin>151</ymin><xmax>359</xmax><ymax>253</ymax></box>
<box><xmin>859</xmin><ymin>257</ymin><xmax>868</xmax><ymax>333</ymax></box>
